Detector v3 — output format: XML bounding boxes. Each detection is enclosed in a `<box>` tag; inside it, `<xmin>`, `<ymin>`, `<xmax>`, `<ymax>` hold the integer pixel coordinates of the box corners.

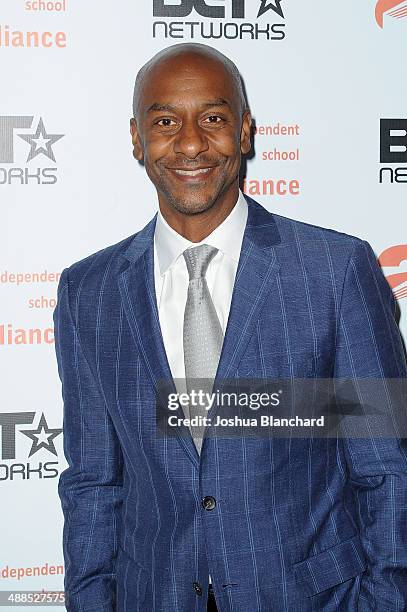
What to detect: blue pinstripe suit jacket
<box><xmin>54</xmin><ymin>195</ymin><xmax>407</xmax><ymax>612</ymax></box>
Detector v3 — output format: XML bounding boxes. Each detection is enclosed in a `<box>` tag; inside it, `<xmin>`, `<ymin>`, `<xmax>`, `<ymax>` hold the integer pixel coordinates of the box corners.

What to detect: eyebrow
<box><xmin>147</xmin><ymin>98</ymin><xmax>231</xmax><ymax>113</ymax></box>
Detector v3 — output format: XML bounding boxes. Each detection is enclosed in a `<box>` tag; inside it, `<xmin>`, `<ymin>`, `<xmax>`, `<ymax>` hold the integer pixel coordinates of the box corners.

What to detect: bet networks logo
<box><xmin>0</xmin><ymin>115</ymin><xmax>64</xmax><ymax>185</ymax></box>
<box><xmin>379</xmin><ymin>245</ymin><xmax>407</xmax><ymax>301</ymax></box>
<box><xmin>152</xmin><ymin>0</ymin><xmax>285</xmax><ymax>41</ymax></box>
<box><xmin>375</xmin><ymin>0</ymin><xmax>407</xmax><ymax>28</ymax></box>
<box><xmin>0</xmin><ymin>411</ymin><xmax>62</xmax><ymax>481</ymax></box>
<box><xmin>379</xmin><ymin>118</ymin><xmax>407</xmax><ymax>184</ymax></box>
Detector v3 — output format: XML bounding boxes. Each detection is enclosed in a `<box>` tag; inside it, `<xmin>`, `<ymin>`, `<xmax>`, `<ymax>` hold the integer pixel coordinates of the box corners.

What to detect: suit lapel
<box><xmin>214</xmin><ymin>195</ymin><xmax>281</xmax><ymax>382</ymax></box>
<box><xmin>118</xmin><ymin>215</ymin><xmax>201</xmax><ymax>468</ymax></box>
<box><xmin>118</xmin><ymin>196</ymin><xmax>281</xmax><ymax>469</ymax></box>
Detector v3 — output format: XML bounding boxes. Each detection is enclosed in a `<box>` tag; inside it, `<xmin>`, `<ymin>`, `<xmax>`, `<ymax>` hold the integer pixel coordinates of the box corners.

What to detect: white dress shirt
<box><xmin>153</xmin><ymin>189</ymin><xmax>248</xmax><ymax>587</ymax></box>
<box><xmin>153</xmin><ymin>189</ymin><xmax>248</xmax><ymax>389</ymax></box>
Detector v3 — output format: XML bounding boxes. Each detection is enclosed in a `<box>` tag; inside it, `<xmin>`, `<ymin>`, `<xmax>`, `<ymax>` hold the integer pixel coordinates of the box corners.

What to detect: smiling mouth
<box><xmin>167</xmin><ymin>166</ymin><xmax>216</xmax><ymax>177</ymax></box>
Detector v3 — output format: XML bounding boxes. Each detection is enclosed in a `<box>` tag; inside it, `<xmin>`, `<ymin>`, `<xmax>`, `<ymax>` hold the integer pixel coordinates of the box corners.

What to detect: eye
<box><xmin>156</xmin><ymin>118</ymin><xmax>177</xmax><ymax>127</ymax></box>
<box><xmin>203</xmin><ymin>115</ymin><xmax>223</xmax><ymax>124</ymax></box>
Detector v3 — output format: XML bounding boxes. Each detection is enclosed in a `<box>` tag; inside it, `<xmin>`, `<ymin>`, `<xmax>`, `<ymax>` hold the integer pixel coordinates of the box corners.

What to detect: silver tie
<box><xmin>183</xmin><ymin>244</ymin><xmax>224</xmax><ymax>454</ymax></box>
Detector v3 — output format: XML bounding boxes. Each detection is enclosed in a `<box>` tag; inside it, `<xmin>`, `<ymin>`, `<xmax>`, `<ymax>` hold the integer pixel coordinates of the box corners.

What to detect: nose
<box><xmin>173</xmin><ymin>119</ymin><xmax>209</xmax><ymax>159</ymax></box>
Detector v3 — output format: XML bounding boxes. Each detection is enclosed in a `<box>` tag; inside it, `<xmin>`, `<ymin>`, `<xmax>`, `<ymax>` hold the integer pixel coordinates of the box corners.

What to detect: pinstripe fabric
<box><xmin>54</xmin><ymin>195</ymin><xmax>407</xmax><ymax>612</ymax></box>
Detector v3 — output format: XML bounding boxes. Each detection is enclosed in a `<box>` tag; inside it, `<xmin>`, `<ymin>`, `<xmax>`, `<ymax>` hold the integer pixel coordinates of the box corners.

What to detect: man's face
<box><xmin>130</xmin><ymin>53</ymin><xmax>251</xmax><ymax>215</ymax></box>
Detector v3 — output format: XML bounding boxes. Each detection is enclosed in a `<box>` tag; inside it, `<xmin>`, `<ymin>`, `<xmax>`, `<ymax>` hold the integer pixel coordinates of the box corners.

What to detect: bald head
<box><xmin>132</xmin><ymin>43</ymin><xmax>248</xmax><ymax>121</ymax></box>
<box><xmin>129</xmin><ymin>42</ymin><xmax>252</xmax><ymax>222</ymax></box>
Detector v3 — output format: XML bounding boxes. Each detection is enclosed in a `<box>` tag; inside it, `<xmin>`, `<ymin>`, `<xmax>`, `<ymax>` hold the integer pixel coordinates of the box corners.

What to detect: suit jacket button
<box><xmin>202</xmin><ymin>496</ymin><xmax>216</xmax><ymax>511</ymax></box>
<box><xmin>193</xmin><ymin>581</ymin><xmax>203</xmax><ymax>596</ymax></box>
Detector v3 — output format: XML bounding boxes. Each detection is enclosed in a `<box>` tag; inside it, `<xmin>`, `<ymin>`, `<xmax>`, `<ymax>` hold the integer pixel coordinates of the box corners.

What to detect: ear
<box><xmin>240</xmin><ymin>111</ymin><xmax>252</xmax><ymax>155</ymax></box>
<box><xmin>130</xmin><ymin>118</ymin><xmax>144</xmax><ymax>161</ymax></box>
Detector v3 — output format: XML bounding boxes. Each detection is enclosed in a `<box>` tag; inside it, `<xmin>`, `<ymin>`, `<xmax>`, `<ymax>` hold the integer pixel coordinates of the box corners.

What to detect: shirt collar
<box><xmin>154</xmin><ymin>190</ymin><xmax>248</xmax><ymax>276</ymax></box>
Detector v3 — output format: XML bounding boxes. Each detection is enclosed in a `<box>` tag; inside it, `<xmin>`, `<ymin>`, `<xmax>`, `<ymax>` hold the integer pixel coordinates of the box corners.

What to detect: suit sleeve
<box><xmin>333</xmin><ymin>239</ymin><xmax>407</xmax><ymax>611</ymax></box>
<box><xmin>53</xmin><ymin>268</ymin><xmax>123</xmax><ymax>612</ymax></box>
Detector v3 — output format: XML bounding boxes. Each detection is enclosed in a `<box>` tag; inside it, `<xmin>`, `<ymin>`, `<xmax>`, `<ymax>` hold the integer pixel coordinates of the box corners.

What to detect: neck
<box><xmin>158</xmin><ymin>184</ymin><xmax>239</xmax><ymax>243</ymax></box>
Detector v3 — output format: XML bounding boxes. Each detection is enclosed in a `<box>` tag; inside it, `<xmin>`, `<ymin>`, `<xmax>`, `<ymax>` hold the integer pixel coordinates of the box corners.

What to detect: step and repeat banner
<box><xmin>1</xmin><ymin>0</ymin><xmax>406</xmax><ymax>607</ymax></box>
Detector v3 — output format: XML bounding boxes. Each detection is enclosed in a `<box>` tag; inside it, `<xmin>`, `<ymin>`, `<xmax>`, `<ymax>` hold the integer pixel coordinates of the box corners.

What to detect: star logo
<box><xmin>20</xmin><ymin>413</ymin><xmax>62</xmax><ymax>457</ymax></box>
<box><xmin>257</xmin><ymin>0</ymin><xmax>284</xmax><ymax>19</ymax></box>
<box><xmin>17</xmin><ymin>117</ymin><xmax>64</xmax><ymax>163</ymax></box>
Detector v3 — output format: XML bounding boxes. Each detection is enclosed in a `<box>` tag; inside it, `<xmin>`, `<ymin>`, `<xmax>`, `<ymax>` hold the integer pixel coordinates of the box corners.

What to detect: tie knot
<box><xmin>183</xmin><ymin>244</ymin><xmax>219</xmax><ymax>280</ymax></box>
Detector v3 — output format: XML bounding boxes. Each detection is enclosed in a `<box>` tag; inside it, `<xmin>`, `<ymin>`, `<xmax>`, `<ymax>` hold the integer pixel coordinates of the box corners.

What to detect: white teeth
<box><xmin>173</xmin><ymin>168</ymin><xmax>211</xmax><ymax>176</ymax></box>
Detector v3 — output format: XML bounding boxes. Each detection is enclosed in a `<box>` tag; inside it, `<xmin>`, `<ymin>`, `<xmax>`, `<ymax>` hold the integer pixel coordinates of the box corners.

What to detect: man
<box><xmin>53</xmin><ymin>43</ymin><xmax>407</xmax><ymax>611</ymax></box>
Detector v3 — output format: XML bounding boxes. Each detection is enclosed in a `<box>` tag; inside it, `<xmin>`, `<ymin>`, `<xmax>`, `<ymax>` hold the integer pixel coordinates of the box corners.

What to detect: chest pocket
<box><xmin>237</xmin><ymin>351</ymin><xmax>321</xmax><ymax>379</ymax></box>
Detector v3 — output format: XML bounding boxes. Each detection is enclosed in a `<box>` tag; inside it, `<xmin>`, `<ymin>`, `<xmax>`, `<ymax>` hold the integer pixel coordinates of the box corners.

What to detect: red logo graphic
<box><xmin>379</xmin><ymin>245</ymin><xmax>407</xmax><ymax>301</ymax></box>
<box><xmin>375</xmin><ymin>0</ymin><xmax>407</xmax><ymax>28</ymax></box>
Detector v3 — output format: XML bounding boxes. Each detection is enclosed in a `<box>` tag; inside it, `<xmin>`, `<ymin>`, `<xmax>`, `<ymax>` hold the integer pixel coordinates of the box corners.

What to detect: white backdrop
<box><xmin>1</xmin><ymin>1</ymin><xmax>407</xmax><ymax>607</ymax></box>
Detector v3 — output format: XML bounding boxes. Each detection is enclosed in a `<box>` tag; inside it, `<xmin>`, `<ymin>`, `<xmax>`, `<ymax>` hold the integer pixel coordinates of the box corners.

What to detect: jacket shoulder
<box><xmin>271</xmin><ymin>211</ymin><xmax>365</xmax><ymax>249</ymax></box>
<box><xmin>245</xmin><ymin>195</ymin><xmax>367</xmax><ymax>250</ymax></box>
<box><xmin>59</xmin><ymin>231</ymin><xmax>139</xmax><ymax>291</ymax></box>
